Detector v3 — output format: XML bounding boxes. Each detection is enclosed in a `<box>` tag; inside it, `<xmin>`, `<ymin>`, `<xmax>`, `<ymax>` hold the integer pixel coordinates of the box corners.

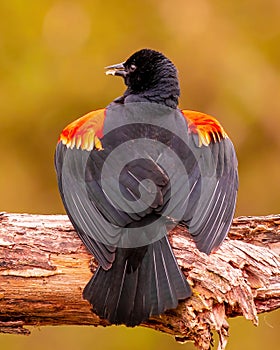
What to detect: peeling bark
<box><xmin>0</xmin><ymin>212</ymin><xmax>279</xmax><ymax>349</ymax></box>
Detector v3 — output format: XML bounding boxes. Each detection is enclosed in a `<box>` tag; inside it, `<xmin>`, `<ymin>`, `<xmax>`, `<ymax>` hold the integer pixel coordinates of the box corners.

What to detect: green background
<box><xmin>0</xmin><ymin>0</ymin><xmax>279</xmax><ymax>349</ymax></box>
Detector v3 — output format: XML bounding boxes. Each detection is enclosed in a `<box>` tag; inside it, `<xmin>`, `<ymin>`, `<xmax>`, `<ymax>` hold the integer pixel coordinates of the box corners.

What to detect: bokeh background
<box><xmin>0</xmin><ymin>0</ymin><xmax>279</xmax><ymax>349</ymax></box>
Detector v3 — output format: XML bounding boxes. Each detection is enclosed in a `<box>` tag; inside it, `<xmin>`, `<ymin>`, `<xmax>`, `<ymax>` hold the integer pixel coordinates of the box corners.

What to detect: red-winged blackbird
<box><xmin>55</xmin><ymin>49</ymin><xmax>238</xmax><ymax>326</ymax></box>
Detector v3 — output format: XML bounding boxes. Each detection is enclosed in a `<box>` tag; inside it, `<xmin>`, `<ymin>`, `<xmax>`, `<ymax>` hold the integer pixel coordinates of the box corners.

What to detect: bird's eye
<box><xmin>130</xmin><ymin>64</ymin><xmax>137</xmax><ymax>72</ymax></box>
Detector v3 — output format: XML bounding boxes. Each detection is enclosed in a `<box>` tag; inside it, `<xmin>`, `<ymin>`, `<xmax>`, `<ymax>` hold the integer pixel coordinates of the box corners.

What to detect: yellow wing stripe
<box><xmin>59</xmin><ymin>109</ymin><xmax>106</xmax><ymax>151</ymax></box>
<box><xmin>181</xmin><ymin>110</ymin><xmax>228</xmax><ymax>147</ymax></box>
<box><xmin>59</xmin><ymin>108</ymin><xmax>227</xmax><ymax>151</ymax></box>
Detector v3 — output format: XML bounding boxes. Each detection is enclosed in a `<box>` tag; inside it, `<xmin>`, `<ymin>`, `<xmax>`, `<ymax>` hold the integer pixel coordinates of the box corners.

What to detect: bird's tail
<box><xmin>83</xmin><ymin>236</ymin><xmax>191</xmax><ymax>326</ymax></box>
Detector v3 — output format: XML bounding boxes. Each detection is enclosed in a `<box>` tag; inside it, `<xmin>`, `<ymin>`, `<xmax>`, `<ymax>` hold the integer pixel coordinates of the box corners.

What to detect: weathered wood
<box><xmin>0</xmin><ymin>212</ymin><xmax>279</xmax><ymax>350</ymax></box>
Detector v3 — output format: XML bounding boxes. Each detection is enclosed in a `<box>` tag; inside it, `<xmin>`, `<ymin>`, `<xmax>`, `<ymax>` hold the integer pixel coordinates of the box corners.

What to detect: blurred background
<box><xmin>0</xmin><ymin>0</ymin><xmax>279</xmax><ymax>349</ymax></box>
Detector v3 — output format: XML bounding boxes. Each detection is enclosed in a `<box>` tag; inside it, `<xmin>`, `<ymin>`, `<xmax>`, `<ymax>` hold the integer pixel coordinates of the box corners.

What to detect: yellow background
<box><xmin>0</xmin><ymin>0</ymin><xmax>279</xmax><ymax>349</ymax></box>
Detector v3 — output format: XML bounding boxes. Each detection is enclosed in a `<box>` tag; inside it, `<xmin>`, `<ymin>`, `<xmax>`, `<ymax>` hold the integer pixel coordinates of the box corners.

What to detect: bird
<box><xmin>55</xmin><ymin>48</ymin><xmax>238</xmax><ymax>326</ymax></box>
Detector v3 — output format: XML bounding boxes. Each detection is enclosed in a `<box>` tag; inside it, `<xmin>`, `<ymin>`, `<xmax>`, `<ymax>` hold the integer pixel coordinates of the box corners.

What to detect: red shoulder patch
<box><xmin>58</xmin><ymin>109</ymin><xmax>106</xmax><ymax>151</ymax></box>
<box><xmin>181</xmin><ymin>110</ymin><xmax>228</xmax><ymax>147</ymax></box>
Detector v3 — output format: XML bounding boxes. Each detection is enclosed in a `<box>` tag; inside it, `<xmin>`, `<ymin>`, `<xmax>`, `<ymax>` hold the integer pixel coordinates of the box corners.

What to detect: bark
<box><xmin>0</xmin><ymin>212</ymin><xmax>279</xmax><ymax>349</ymax></box>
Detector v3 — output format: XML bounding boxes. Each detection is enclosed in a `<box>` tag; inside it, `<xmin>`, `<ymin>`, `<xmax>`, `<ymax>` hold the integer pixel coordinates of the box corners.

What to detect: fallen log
<box><xmin>0</xmin><ymin>212</ymin><xmax>279</xmax><ymax>349</ymax></box>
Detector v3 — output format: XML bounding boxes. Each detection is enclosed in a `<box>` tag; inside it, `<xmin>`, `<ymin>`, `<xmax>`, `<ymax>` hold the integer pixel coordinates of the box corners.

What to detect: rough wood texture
<box><xmin>0</xmin><ymin>212</ymin><xmax>279</xmax><ymax>349</ymax></box>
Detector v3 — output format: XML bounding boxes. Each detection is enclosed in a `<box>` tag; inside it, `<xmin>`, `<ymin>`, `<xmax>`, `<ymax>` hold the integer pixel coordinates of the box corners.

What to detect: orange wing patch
<box><xmin>181</xmin><ymin>110</ymin><xmax>228</xmax><ymax>147</ymax></box>
<box><xmin>59</xmin><ymin>109</ymin><xmax>106</xmax><ymax>151</ymax></box>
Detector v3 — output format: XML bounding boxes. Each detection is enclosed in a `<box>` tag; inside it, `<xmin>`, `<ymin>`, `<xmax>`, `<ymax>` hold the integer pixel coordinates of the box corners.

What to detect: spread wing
<box><xmin>180</xmin><ymin>110</ymin><xmax>238</xmax><ymax>254</ymax></box>
<box><xmin>55</xmin><ymin>106</ymin><xmax>238</xmax><ymax>268</ymax></box>
<box><xmin>55</xmin><ymin>109</ymin><xmax>121</xmax><ymax>269</ymax></box>
<box><xmin>55</xmin><ymin>107</ymin><xmax>172</xmax><ymax>268</ymax></box>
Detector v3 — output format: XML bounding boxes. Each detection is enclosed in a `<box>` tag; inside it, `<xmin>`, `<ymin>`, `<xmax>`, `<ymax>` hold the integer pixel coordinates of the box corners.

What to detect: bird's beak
<box><xmin>105</xmin><ymin>62</ymin><xmax>127</xmax><ymax>77</ymax></box>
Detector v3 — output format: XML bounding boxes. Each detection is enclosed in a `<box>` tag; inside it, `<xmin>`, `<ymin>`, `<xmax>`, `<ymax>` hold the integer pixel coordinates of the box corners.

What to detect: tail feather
<box><xmin>83</xmin><ymin>236</ymin><xmax>191</xmax><ymax>326</ymax></box>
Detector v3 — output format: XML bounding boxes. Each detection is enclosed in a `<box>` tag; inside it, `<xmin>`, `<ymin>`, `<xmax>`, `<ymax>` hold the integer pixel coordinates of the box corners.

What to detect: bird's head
<box><xmin>105</xmin><ymin>49</ymin><xmax>180</xmax><ymax>108</ymax></box>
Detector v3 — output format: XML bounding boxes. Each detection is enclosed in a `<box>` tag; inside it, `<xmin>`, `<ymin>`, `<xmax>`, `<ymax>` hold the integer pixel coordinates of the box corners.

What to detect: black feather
<box><xmin>55</xmin><ymin>48</ymin><xmax>238</xmax><ymax>326</ymax></box>
<box><xmin>83</xmin><ymin>236</ymin><xmax>191</xmax><ymax>326</ymax></box>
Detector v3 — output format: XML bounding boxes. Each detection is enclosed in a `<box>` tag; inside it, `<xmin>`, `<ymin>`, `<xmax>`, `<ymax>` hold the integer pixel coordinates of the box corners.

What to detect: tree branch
<box><xmin>0</xmin><ymin>212</ymin><xmax>279</xmax><ymax>349</ymax></box>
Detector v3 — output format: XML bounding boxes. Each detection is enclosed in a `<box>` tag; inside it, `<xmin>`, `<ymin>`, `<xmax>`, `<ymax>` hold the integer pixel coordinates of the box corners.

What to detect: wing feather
<box><xmin>55</xmin><ymin>110</ymin><xmax>121</xmax><ymax>269</ymax></box>
<box><xmin>181</xmin><ymin>110</ymin><xmax>238</xmax><ymax>254</ymax></box>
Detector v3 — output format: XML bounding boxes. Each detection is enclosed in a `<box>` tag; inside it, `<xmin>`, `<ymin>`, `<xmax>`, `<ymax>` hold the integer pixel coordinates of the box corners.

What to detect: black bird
<box><xmin>55</xmin><ymin>49</ymin><xmax>238</xmax><ymax>326</ymax></box>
